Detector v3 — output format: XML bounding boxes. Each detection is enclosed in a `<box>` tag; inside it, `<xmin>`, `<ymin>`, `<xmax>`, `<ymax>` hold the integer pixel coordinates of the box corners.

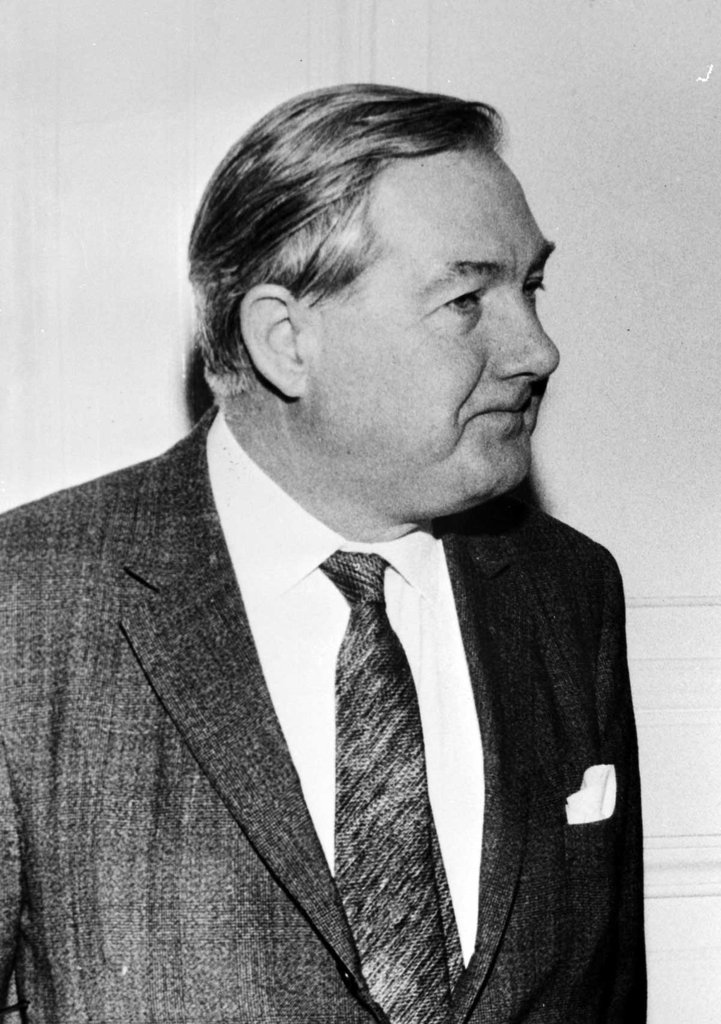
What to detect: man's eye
<box><xmin>448</xmin><ymin>291</ymin><xmax>482</xmax><ymax>313</ymax></box>
<box><xmin>524</xmin><ymin>280</ymin><xmax>545</xmax><ymax>306</ymax></box>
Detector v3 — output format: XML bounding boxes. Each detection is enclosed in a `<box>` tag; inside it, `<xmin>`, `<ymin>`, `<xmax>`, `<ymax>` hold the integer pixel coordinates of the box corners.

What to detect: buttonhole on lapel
<box><xmin>337</xmin><ymin>963</ymin><xmax>359</xmax><ymax>995</ymax></box>
<box><xmin>0</xmin><ymin>1000</ymin><xmax>30</xmax><ymax>1015</ymax></box>
<box><xmin>123</xmin><ymin>566</ymin><xmax>160</xmax><ymax>593</ymax></box>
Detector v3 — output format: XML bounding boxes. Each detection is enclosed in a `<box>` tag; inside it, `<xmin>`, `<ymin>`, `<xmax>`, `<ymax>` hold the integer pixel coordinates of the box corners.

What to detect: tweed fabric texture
<box><xmin>322</xmin><ymin>551</ymin><xmax>456</xmax><ymax>1024</ymax></box>
<box><xmin>0</xmin><ymin>412</ymin><xmax>646</xmax><ymax>1023</ymax></box>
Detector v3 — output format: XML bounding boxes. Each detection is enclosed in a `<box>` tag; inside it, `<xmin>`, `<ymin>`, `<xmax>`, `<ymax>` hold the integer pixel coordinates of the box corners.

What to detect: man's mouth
<box><xmin>487</xmin><ymin>390</ymin><xmax>533</xmax><ymax>415</ymax></box>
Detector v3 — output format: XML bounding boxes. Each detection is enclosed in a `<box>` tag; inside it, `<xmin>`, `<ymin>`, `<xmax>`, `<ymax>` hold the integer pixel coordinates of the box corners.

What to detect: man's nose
<box><xmin>498</xmin><ymin>307</ymin><xmax>560</xmax><ymax>380</ymax></box>
<box><xmin>529</xmin><ymin>325</ymin><xmax>560</xmax><ymax>379</ymax></box>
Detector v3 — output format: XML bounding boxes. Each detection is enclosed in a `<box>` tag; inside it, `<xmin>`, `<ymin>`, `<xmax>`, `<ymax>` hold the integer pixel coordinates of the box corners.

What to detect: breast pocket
<box><xmin>564</xmin><ymin>810</ymin><xmax>622</xmax><ymax>955</ymax></box>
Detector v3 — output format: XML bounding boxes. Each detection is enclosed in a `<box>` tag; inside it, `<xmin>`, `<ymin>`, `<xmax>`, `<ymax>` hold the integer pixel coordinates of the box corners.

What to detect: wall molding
<box><xmin>644</xmin><ymin>835</ymin><xmax>721</xmax><ymax>898</ymax></box>
<box><xmin>636</xmin><ymin>707</ymin><xmax>721</xmax><ymax>727</ymax></box>
<box><xmin>628</xmin><ymin>596</ymin><xmax>721</xmax><ymax>608</ymax></box>
<box><xmin>629</xmin><ymin>659</ymin><xmax>721</xmax><ymax>724</ymax></box>
<box><xmin>626</xmin><ymin>603</ymin><xmax>721</xmax><ymax>663</ymax></box>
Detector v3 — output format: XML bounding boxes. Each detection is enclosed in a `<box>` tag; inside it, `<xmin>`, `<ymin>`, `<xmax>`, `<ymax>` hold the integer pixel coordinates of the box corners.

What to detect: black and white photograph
<box><xmin>2</xmin><ymin>2</ymin><xmax>720</xmax><ymax>1021</ymax></box>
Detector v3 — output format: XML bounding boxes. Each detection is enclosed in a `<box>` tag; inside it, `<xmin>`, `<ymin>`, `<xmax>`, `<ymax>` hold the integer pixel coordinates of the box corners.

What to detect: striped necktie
<box><xmin>321</xmin><ymin>551</ymin><xmax>461</xmax><ymax>1024</ymax></box>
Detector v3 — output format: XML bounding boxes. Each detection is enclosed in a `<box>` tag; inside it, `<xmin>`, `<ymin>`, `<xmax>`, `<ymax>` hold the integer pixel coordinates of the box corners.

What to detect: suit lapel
<box><xmin>118</xmin><ymin>415</ymin><xmax>362</xmax><ymax>982</ymax></box>
<box><xmin>443</xmin><ymin>528</ymin><xmax>538</xmax><ymax>1021</ymax></box>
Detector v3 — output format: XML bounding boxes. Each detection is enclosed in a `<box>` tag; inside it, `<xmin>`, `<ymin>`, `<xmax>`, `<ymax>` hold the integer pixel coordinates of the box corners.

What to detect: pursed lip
<box><xmin>482</xmin><ymin>390</ymin><xmax>534</xmax><ymax>415</ymax></box>
<box><xmin>464</xmin><ymin>383</ymin><xmax>547</xmax><ymax>427</ymax></box>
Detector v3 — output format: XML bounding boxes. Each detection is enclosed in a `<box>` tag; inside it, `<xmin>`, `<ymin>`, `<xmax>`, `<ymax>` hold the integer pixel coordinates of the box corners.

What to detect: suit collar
<box><xmin>208</xmin><ymin>410</ymin><xmax>443</xmax><ymax>608</ymax></box>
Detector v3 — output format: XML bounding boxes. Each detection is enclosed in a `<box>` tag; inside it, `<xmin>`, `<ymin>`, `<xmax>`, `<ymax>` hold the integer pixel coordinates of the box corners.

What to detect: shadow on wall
<box><xmin>183</xmin><ymin>343</ymin><xmax>549</xmax><ymax>513</ymax></box>
<box><xmin>185</xmin><ymin>345</ymin><xmax>215</xmax><ymax>426</ymax></box>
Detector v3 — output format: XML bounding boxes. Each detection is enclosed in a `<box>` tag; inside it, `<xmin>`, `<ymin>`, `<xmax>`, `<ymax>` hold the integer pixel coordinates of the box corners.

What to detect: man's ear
<box><xmin>239</xmin><ymin>284</ymin><xmax>315</xmax><ymax>398</ymax></box>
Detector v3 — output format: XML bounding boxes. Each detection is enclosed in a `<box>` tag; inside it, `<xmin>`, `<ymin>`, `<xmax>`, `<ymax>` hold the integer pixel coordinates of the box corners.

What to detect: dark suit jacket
<box><xmin>0</xmin><ymin>412</ymin><xmax>645</xmax><ymax>1023</ymax></box>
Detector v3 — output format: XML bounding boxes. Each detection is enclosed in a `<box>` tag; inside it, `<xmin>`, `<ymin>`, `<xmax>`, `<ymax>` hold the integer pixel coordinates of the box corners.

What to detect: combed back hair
<box><xmin>188</xmin><ymin>83</ymin><xmax>503</xmax><ymax>396</ymax></box>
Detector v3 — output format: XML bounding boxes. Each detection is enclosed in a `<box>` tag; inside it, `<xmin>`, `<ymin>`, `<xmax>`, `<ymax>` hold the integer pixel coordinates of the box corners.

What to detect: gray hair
<box><xmin>188</xmin><ymin>83</ymin><xmax>503</xmax><ymax>396</ymax></box>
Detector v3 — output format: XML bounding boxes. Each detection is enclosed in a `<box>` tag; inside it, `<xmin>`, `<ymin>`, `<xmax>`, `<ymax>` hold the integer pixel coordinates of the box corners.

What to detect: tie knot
<box><xmin>320</xmin><ymin>551</ymin><xmax>389</xmax><ymax>606</ymax></box>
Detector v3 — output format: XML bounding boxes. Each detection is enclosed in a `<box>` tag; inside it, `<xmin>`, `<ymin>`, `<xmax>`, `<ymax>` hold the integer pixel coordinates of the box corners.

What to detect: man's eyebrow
<box><xmin>422</xmin><ymin>260</ymin><xmax>504</xmax><ymax>297</ymax></box>
<box><xmin>423</xmin><ymin>240</ymin><xmax>556</xmax><ymax>297</ymax></box>
<box><xmin>530</xmin><ymin>239</ymin><xmax>556</xmax><ymax>271</ymax></box>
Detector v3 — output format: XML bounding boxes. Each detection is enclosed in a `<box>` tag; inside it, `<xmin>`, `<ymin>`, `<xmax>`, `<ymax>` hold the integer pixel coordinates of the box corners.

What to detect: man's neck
<box><xmin>221</xmin><ymin>398</ymin><xmax>420</xmax><ymax>543</ymax></box>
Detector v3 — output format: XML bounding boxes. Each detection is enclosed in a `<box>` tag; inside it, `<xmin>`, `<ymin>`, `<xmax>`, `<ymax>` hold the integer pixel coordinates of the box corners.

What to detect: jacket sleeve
<box><xmin>596</xmin><ymin>551</ymin><xmax>647</xmax><ymax>1022</ymax></box>
<box><xmin>0</xmin><ymin>733</ymin><xmax>22</xmax><ymax>1010</ymax></box>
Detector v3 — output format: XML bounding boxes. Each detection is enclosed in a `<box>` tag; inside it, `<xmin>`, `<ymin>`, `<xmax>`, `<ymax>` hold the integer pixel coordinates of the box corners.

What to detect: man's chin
<box><xmin>467</xmin><ymin>445</ymin><xmax>533</xmax><ymax>506</ymax></box>
<box><xmin>429</xmin><ymin>456</ymin><xmax>531</xmax><ymax>521</ymax></box>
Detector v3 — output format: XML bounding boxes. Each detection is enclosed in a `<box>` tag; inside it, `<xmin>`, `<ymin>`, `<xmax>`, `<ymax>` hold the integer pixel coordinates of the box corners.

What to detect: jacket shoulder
<box><xmin>443</xmin><ymin>496</ymin><xmax>625</xmax><ymax>651</ymax></box>
<box><xmin>445</xmin><ymin>495</ymin><xmax>620</xmax><ymax>575</ymax></box>
<box><xmin>0</xmin><ymin>420</ymin><xmax>208</xmax><ymax>568</ymax></box>
<box><xmin>1</xmin><ymin>458</ymin><xmax>152</xmax><ymax>564</ymax></box>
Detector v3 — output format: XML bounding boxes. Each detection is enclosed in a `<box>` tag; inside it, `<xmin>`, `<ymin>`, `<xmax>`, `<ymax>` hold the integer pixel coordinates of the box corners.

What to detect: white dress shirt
<box><xmin>207</xmin><ymin>412</ymin><xmax>484</xmax><ymax>964</ymax></box>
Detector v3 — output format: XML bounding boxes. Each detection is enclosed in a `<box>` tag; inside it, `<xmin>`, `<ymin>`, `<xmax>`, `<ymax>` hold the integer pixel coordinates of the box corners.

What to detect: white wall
<box><xmin>3</xmin><ymin>2</ymin><xmax>720</xmax><ymax>1019</ymax></box>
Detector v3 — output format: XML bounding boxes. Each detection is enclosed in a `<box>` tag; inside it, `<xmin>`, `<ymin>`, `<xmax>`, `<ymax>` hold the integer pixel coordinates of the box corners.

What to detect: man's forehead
<box><xmin>366</xmin><ymin>150</ymin><xmax>551</xmax><ymax>285</ymax></box>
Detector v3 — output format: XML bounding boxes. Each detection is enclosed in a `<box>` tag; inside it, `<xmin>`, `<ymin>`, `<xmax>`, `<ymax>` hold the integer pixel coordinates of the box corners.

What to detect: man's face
<box><xmin>298</xmin><ymin>147</ymin><xmax>559</xmax><ymax>533</ymax></box>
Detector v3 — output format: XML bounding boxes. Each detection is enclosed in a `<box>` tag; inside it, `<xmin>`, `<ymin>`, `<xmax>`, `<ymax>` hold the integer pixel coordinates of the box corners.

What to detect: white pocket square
<box><xmin>565</xmin><ymin>764</ymin><xmax>616</xmax><ymax>824</ymax></box>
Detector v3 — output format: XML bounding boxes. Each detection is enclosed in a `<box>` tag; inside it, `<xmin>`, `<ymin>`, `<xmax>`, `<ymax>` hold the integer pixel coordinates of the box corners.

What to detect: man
<box><xmin>0</xmin><ymin>84</ymin><xmax>645</xmax><ymax>1022</ymax></box>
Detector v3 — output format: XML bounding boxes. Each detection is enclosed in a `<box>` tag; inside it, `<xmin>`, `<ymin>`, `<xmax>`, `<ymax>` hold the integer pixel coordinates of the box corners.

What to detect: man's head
<box><xmin>189</xmin><ymin>84</ymin><xmax>559</xmax><ymax>539</ymax></box>
<box><xmin>189</xmin><ymin>83</ymin><xmax>503</xmax><ymax>396</ymax></box>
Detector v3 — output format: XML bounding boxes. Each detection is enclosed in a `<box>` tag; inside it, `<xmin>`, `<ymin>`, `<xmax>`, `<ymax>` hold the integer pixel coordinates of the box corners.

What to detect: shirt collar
<box><xmin>207</xmin><ymin>412</ymin><xmax>442</xmax><ymax>606</ymax></box>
